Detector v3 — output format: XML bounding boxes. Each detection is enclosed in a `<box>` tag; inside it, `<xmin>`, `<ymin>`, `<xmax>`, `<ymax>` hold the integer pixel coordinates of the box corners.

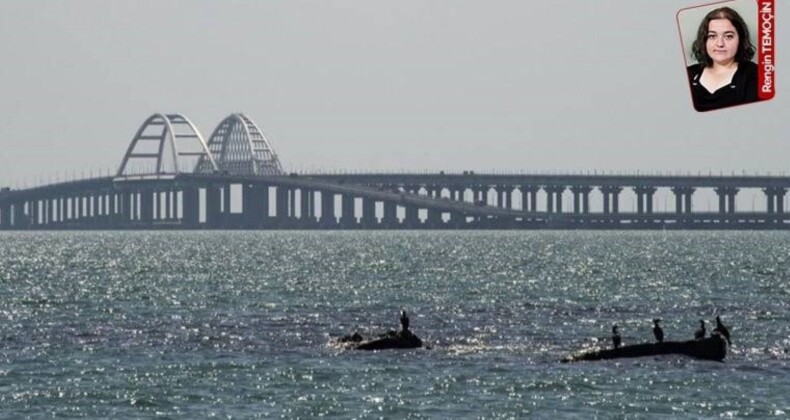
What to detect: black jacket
<box><xmin>687</xmin><ymin>61</ymin><xmax>759</xmax><ymax>112</ymax></box>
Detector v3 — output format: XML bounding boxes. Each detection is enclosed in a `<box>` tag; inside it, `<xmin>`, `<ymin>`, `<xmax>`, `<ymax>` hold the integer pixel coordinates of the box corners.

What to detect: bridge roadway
<box><xmin>2</xmin><ymin>172</ymin><xmax>790</xmax><ymax>230</ymax></box>
<box><xmin>306</xmin><ymin>172</ymin><xmax>790</xmax><ymax>189</ymax></box>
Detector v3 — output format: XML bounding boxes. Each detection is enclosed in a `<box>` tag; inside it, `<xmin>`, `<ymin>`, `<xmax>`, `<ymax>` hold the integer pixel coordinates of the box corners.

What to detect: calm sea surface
<box><xmin>0</xmin><ymin>231</ymin><xmax>788</xmax><ymax>418</ymax></box>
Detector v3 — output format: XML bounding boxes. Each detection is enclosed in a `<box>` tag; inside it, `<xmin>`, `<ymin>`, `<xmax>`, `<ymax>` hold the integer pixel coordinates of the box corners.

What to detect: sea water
<box><xmin>0</xmin><ymin>231</ymin><xmax>788</xmax><ymax>418</ymax></box>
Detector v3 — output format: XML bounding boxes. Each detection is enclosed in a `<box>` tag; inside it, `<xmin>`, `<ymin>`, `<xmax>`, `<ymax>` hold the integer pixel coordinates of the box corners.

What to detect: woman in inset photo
<box><xmin>685</xmin><ymin>6</ymin><xmax>758</xmax><ymax>112</ymax></box>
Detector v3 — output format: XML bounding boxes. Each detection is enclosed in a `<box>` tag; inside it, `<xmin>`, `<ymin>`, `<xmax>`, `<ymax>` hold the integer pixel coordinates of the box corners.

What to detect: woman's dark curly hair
<box><xmin>691</xmin><ymin>7</ymin><xmax>755</xmax><ymax>67</ymax></box>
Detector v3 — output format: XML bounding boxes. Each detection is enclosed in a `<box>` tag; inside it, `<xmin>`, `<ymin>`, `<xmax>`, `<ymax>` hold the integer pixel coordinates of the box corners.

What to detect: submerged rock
<box><xmin>562</xmin><ymin>335</ymin><xmax>727</xmax><ymax>363</ymax></box>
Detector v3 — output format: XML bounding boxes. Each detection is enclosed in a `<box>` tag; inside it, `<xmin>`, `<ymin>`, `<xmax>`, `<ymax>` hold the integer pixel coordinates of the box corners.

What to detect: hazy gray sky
<box><xmin>0</xmin><ymin>0</ymin><xmax>785</xmax><ymax>186</ymax></box>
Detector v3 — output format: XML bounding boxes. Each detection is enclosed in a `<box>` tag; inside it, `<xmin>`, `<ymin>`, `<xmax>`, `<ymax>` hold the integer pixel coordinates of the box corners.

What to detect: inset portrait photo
<box><xmin>677</xmin><ymin>0</ymin><xmax>775</xmax><ymax>112</ymax></box>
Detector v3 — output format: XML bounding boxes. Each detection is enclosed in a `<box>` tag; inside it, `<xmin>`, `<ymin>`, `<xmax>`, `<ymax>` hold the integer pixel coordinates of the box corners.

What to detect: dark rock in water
<box><xmin>338</xmin><ymin>332</ymin><xmax>363</xmax><ymax>343</ymax></box>
<box><xmin>339</xmin><ymin>330</ymin><xmax>423</xmax><ymax>351</ymax></box>
<box><xmin>562</xmin><ymin>335</ymin><xmax>727</xmax><ymax>363</ymax></box>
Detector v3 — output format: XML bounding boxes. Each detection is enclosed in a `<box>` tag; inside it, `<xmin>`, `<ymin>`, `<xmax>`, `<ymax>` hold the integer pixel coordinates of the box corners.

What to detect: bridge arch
<box><xmin>195</xmin><ymin>113</ymin><xmax>283</xmax><ymax>176</ymax></box>
<box><xmin>116</xmin><ymin>113</ymin><xmax>217</xmax><ymax>176</ymax></box>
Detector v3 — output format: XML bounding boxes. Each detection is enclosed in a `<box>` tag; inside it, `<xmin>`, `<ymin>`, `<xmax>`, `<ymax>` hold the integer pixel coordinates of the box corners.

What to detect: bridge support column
<box><xmin>544</xmin><ymin>187</ymin><xmax>553</xmax><ymax>213</ymax></box>
<box><xmin>306</xmin><ymin>190</ymin><xmax>315</xmax><ymax>220</ymax></box>
<box><xmin>183</xmin><ymin>187</ymin><xmax>200</xmax><ymax>228</ymax></box>
<box><xmin>571</xmin><ymin>186</ymin><xmax>592</xmax><ymax>214</ymax></box>
<box><xmin>206</xmin><ymin>186</ymin><xmax>222</xmax><ymax>228</ymax></box>
<box><xmin>672</xmin><ymin>187</ymin><xmax>695</xmax><ymax>214</ymax></box>
<box><xmin>545</xmin><ymin>186</ymin><xmax>565</xmax><ymax>213</ymax></box>
<box><xmin>121</xmin><ymin>192</ymin><xmax>133</xmax><ymax>224</ymax></box>
<box><xmin>497</xmin><ymin>186</ymin><xmax>513</xmax><ymax>209</ymax></box>
<box><xmin>599</xmin><ymin>186</ymin><xmax>622</xmax><ymax>216</ymax></box>
<box><xmin>242</xmin><ymin>184</ymin><xmax>263</xmax><ymax>228</ymax></box>
<box><xmin>12</xmin><ymin>203</ymin><xmax>26</xmax><ymax>228</ymax></box>
<box><xmin>320</xmin><ymin>191</ymin><xmax>336</xmax><ymax>227</ymax></box>
<box><xmin>59</xmin><ymin>197</ymin><xmax>65</xmax><ymax>224</ymax></box>
<box><xmin>152</xmin><ymin>191</ymin><xmax>161</xmax><ymax>221</ymax></box>
<box><xmin>172</xmin><ymin>190</ymin><xmax>180</xmax><ymax>221</ymax></box>
<box><xmin>405</xmin><ymin>205</ymin><xmax>420</xmax><ymax>228</ymax></box>
<box><xmin>383</xmin><ymin>201</ymin><xmax>398</xmax><ymax>228</ymax></box>
<box><xmin>165</xmin><ymin>190</ymin><xmax>173</xmax><ymax>220</ymax></box>
<box><xmin>715</xmin><ymin>187</ymin><xmax>739</xmax><ymax>214</ymax></box>
<box><xmin>634</xmin><ymin>187</ymin><xmax>657</xmax><ymax>214</ymax></box>
<box><xmin>448</xmin><ymin>211</ymin><xmax>465</xmax><ymax>227</ymax></box>
<box><xmin>288</xmin><ymin>188</ymin><xmax>297</xmax><ymax>220</ymax></box>
<box><xmin>362</xmin><ymin>198</ymin><xmax>376</xmax><ymax>228</ymax></box>
<box><xmin>453</xmin><ymin>188</ymin><xmax>464</xmax><ymax>202</ymax></box>
<box><xmin>276</xmin><ymin>186</ymin><xmax>289</xmax><ymax>226</ymax></box>
<box><xmin>30</xmin><ymin>201</ymin><xmax>37</xmax><ymax>227</ymax></box>
<box><xmin>0</xmin><ymin>202</ymin><xmax>9</xmax><ymax>229</ymax></box>
<box><xmin>140</xmin><ymin>190</ymin><xmax>153</xmax><ymax>225</ymax></box>
<box><xmin>340</xmin><ymin>194</ymin><xmax>355</xmax><ymax>228</ymax></box>
<box><xmin>520</xmin><ymin>186</ymin><xmax>538</xmax><ymax>213</ymax></box>
<box><xmin>221</xmin><ymin>184</ymin><xmax>232</xmax><ymax>224</ymax></box>
<box><xmin>300</xmin><ymin>189</ymin><xmax>311</xmax><ymax>223</ymax></box>
<box><xmin>475</xmin><ymin>187</ymin><xmax>487</xmax><ymax>205</ymax></box>
<box><xmin>426</xmin><ymin>207</ymin><xmax>442</xmax><ymax>228</ymax></box>
<box><xmin>764</xmin><ymin>187</ymin><xmax>786</xmax><ymax>214</ymax></box>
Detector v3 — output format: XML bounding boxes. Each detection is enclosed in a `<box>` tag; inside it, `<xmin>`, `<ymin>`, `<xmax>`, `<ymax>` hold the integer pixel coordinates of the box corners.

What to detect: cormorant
<box><xmin>694</xmin><ymin>320</ymin><xmax>706</xmax><ymax>340</ymax></box>
<box><xmin>400</xmin><ymin>310</ymin><xmax>410</xmax><ymax>332</ymax></box>
<box><xmin>713</xmin><ymin>315</ymin><xmax>731</xmax><ymax>345</ymax></box>
<box><xmin>653</xmin><ymin>319</ymin><xmax>664</xmax><ymax>343</ymax></box>
<box><xmin>612</xmin><ymin>325</ymin><xmax>621</xmax><ymax>349</ymax></box>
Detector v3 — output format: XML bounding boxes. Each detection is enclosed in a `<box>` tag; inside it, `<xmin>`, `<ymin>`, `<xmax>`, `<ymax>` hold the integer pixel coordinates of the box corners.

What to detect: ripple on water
<box><xmin>0</xmin><ymin>231</ymin><xmax>789</xmax><ymax>417</ymax></box>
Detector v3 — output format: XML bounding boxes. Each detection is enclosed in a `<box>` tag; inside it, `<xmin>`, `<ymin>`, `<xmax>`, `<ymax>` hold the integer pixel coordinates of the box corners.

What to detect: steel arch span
<box><xmin>116</xmin><ymin>113</ymin><xmax>217</xmax><ymax>176</ymax></box>
<box><xmin>195</xmin><ymin>113</ymin><xmax>283</xmax><ymax>176</ymax></box>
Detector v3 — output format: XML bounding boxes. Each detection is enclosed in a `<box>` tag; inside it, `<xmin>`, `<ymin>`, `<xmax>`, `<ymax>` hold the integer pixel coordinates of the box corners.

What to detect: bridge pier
<box><xmin>182</xmin><ymin>187</ymin><xmax>200</xmax><ymax>227</ymax></box>
<box><xmin>340</xmin><ymin>194</ymin><xmax>355</xmax><ymax>228</ymax></box>
<box><xmin>404</xmin><ymin>205</ymin><xmax>420</xmax><ymax>228</ymax></box>
<box><xmin>672</xmin><ymin>187</ymin><xmax>694</xmax><ymax>214</ymax></box>
<box><xmin>275</xmin><ymin>186</ymin><xmax>289</xmax><ymax>227</ymax></box>
<box><xmin>300</xmin><ymin>189</ymin><xmax>312</xmax><ymax>225</ymax></box>
<box><xmin>497</xmin><ymin>186</ymin><xmax>512</xmax><ymax>209</ymax></box>
<box><xmin>599</xmin><ymin>186</ymin><xmax>622</xmax><ymax>215</ymax></box>
<box><xmin>545</xmin><ymin>186</ymin><xmax>565</xmax><ymax>213</ymax></box>
<box><xmin>306</xmin><ymin>189</ymin><xmax>315</xmax><ymax>221</ymax></box>
<box><xmin>140</xmin><ymin>190</ymin><xmax>154</xmax><ymax>225</ymax></box>
<box><xmin>715</xmin><ymin>187</ymin><xmax>738</xmax><ymax>214</ymax></box>
<box><xmin>425</xmin><ymin>207</ymin><xmax>442</xmax><ymax>228</ymax></box>
<box><xmin>571</xmin><ymin>186</ymin><xmax>592</xmax><ymax>214</ymax></box>
<box><xmin>520</xmin><ymin>186</ymin><xmax>538</xmax><ymax>213</ymax></box>
<box><xmin>383</xmin><ymin>200</ymin><xmax>398</xmax><ymax>228</ymax></box>
<box><xmin>13</xmin><ymin>202</ymin><xmax>28</xmax><ymax>229</ymax></box>
<box><xmin>206</xmin><ymin>186</ymin><xmax>222</xmax><ymax>228</ymax></box>
<box><xmin>120</xmin><ymin>192</ymin><xmax>133</xmax><ymax>225</ymax></box>
<box><xmin>241</xmin><ymin>184</ymin><xmax>261</xmax><ymax>228</ymax></box>
<box><xmin>633</xmin><ymin>186</ymin><xmax>656</xmax><ymax>215</ymax></box>
<box><xmin>764</xmin><ymin>187</ymin><xmax>786</xmax><ymax>215</ymax></box>
<box><xmin>361</xmin><ymin>197</ymin><xmax>376</xmax><ymax>228</ymax></box>
<box><xmin>320</xmin><ymin>191</ymin><xmax>336</xmax><ymax>227</ymax></box>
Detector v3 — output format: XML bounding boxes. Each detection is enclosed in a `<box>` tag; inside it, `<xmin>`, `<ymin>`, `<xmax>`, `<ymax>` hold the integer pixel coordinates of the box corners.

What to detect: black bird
<box><xmin>653</xmin><ymin>319</ymin><xmax>664</xmax><ymax>343</ymax></box>
<box><xmin>612</xmin><ymin>325</ymin><xmax>622</xmax><ymax>349</ymax></box>
<box><xmin>400</xmin><ymin>310</ymin><xmax>410</xmax><ymax>332</ymax></box>
<box><xmin>714</xmin><ymin>315</ymin><xmax>731</xmax><ymax>345</ymax></box>
<box><xmin>694</xmin><ymin>320</ymin><xmax>706</xmax><ymax>340</ymax></box>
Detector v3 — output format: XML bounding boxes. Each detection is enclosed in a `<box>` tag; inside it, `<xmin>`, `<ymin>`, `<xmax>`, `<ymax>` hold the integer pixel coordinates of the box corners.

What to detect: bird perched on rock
<box><xmin>612</xmin><ymin>325</ymin><xmax>622</xmax><ymax>349</ymax></box>
<box><xmin>400</xmin><ymin>310</ymin><xmax>410</xmax><ymax>332</ymax></box>
<box><xmin>694</xmin><ymin>320</ymin><xmax>706</xmax><ymax>340</ymax></box>
<box><xmin>713</xmin><ymin>315</ymin><xmax>731</xmax><ymax>345</ymax></box>
<box><xmin>653</xmin><ymin>319</ymin><xmax>664</xmax><ymax>343</ymax></box>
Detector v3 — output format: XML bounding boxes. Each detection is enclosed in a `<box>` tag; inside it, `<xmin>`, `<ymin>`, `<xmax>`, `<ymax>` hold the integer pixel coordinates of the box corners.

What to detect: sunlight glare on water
<box><xmin>0</xmin><ymin>231</ymin><xmax>788</xmax><ymax>417</ymax></box>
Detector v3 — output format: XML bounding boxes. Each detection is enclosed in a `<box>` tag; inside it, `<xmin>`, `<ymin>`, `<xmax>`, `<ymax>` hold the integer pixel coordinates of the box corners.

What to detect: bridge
<box><xmin>2</xmin><ymin>112</ymin><xmax>790</xmax><ymax>230</ymax></box>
